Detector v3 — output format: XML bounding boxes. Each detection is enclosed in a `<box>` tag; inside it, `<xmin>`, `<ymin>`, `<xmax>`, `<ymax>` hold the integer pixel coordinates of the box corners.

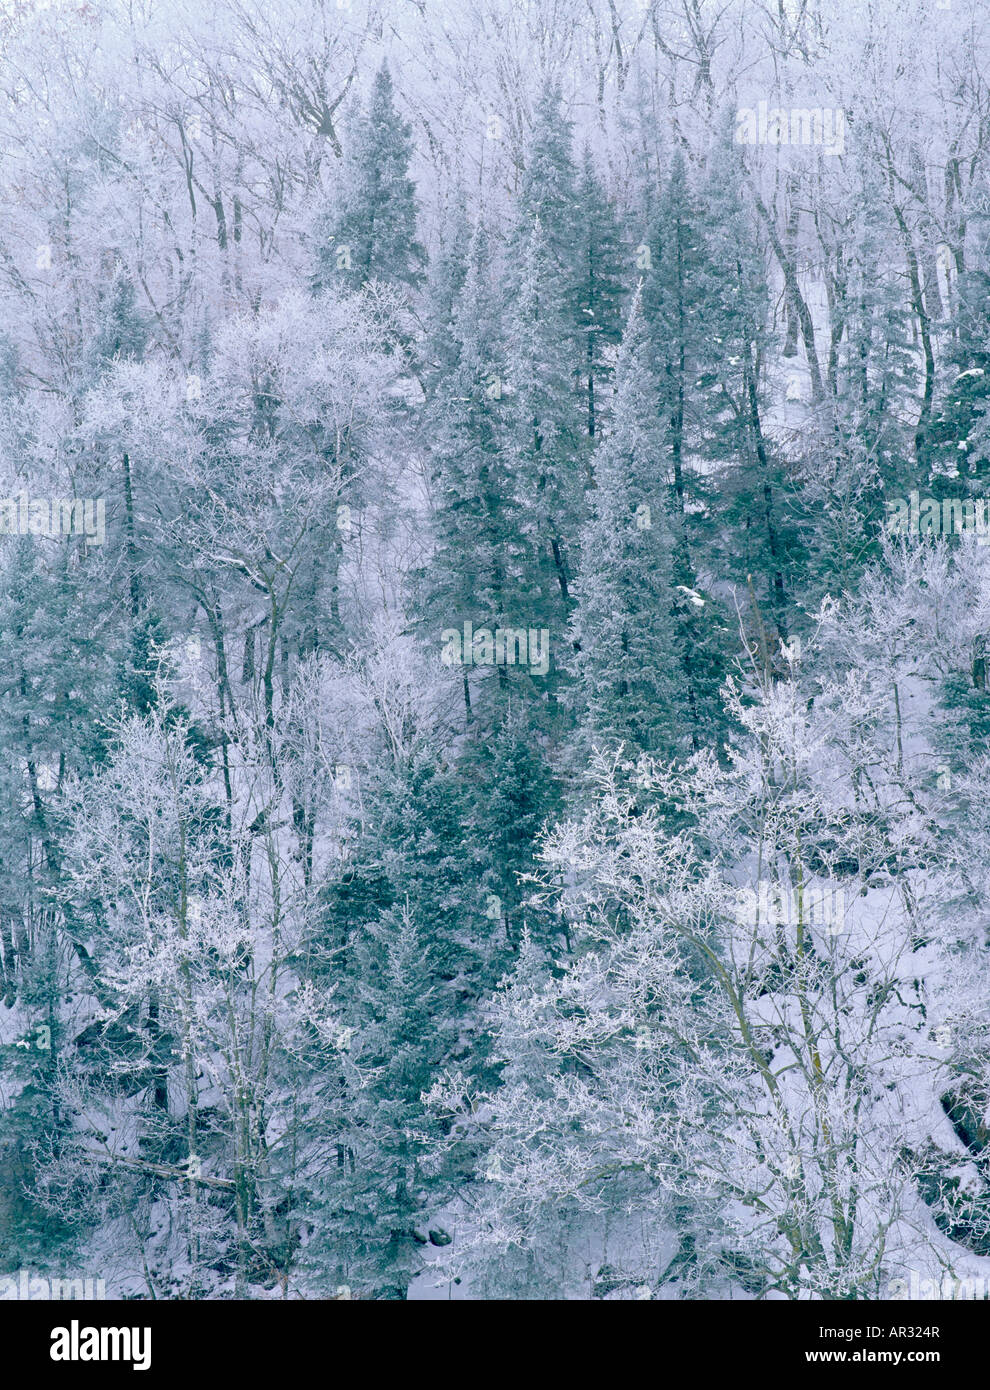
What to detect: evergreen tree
<box><xmin>504</xmin><ymin>218</ymin><xmax>586</xmax><ymax>690</ymax></box>
<box><xmin>320</xmin><ymin>748</ymin><xmax>491</xmax><ymax>1009</ymax></box>
<box><xmin>85</xmin><ymin>268</ymin><xmax>150</xmax><ymax>621</ymax></box>
<box><xmin>86</xmin><ymin>266</ymin><xmax>149</xmax><ymax>374</ymax></box>
<box><xmin>316</xmin><ymin>64</ymin><xmax>426</xmax><ymax>293</ymax></box>
<box><xmin>698</xmin><ymin>132</ymin><xmax>794</xmax><ymax>640</ymax></box>
<box><xmin>304</xmin><ymin>902</ymin><xmax>455</xmax><ymax>1300</ymax></box>
<box><xmin>641</xmin><ymin>151</ymin><xmax>709</xmax><ymax>514</ymax></box>
<box><xmin>574</xmin><ymin>146</ymin><xmax>627</xmax><ymax>439</ymax></box>
<box><xmin>422</xmin><ymin>184</ymin><xmax>471</xmax><ymax>397</ymax></box>
<box><xmin>931</xmin><ymin>266</ymin><xmax>990</xmax><ymax>483</ymax></box>
<box><xmin>515</xmin><ymin>85</ymin><xmax>581</xmax><ymax>303</ymax></box>
<box><xmin>456</xmin><ymin>706</ymin><xmax>560</xmax><ymax>953</ymax></box>
<box><xmin>569</xmin><ymin>290</ymin><xmax>686</xmax><ymax>758</ymax></box>
<box><xmin>417</xmin><ymin>219</ymin><xmax>524</xmax><ymax>721</ymax></box>
<box><xmin>836</xmin><ymin>164</ymin><xmax>918</xmax><ymax>487</ymax></box>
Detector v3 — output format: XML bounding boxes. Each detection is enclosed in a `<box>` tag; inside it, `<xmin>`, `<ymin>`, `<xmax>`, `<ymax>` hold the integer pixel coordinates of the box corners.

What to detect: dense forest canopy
<box><xmin>1</xmin><ymin>0</ymin><xmax>990</xmax><ymax>1301</ymax></box>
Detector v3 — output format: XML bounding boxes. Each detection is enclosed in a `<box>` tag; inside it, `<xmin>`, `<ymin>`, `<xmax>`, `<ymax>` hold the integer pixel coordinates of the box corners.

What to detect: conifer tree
<box><xmin>641</xmin><ymin>151</ymin><xmax>708</xmax><ymax>514</ymax></box>
<box><xmin>87</xmin><ymin>267</ymin><xmax>149</xmax><ymax>372</ymax></box>
<box><xmin>515</xmin><ymin>85</ymin><xmax>581</xmax><ymax>304</ymax></box>
<box><xmin>417</xmin><ymin>220</ymin><xmax>524</xmax><ymax>721</ymax></box>
<box><xmin>310</xmin><ymin>902</ymin><xmax>454</xmax><ymax>1300</ymax></box>
<box><xmin>931</xmin><ymin>264</ymin><xmax>990</xmax><ymax>484</ymax></box>
<box><xmin>574</xmin><ymin>146</ymin><xmax>627</xmax><ymax>439</ymax></box>
<box><xmin>698</xmin><ymin>134</ymin><xmax>794</xmax><ymax>639</ymax></box>
<box><xmin>836</xmin><ymin>166</ymin><xmax>919</xmax><ymax>488</ymax></box>
<box><xmin>320</xmin><ymin>748</ymin><xmax>491</xmax><ymax>1020</ymax></box>
<box><xmin>422</xmin><ymin>185</ymin><xmax>470</xmax><ymax>397</ymax></box>
<box><xmin>316</xmin><ymin>64</ymin><xmax>426</xmax><ymax>293</ymax></box>
<box><xmin>504</xmin><ymin>217</ymin><xmax>586</xmax><ymax>685</ymax></box>
<box><xmin>456</xmin><ymin>706</ymin><xmax>560</xmax><ymax>953</ymax></box>
<box><xmin>569</xmin><ymin>290</ymin><xmax>686</xmax><ymax>758</ymax></box>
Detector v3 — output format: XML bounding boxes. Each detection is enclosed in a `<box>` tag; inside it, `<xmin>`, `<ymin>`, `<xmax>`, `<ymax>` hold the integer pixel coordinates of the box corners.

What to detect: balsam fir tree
<box><xmin>417</xmin><ymin>219</ymin><xmax>532</xmax><ymax>723</ymax></box>
<box><xmin>319</xmin><ymin>747</ymin><xmax>492</xmax><ymax>1020</ymax></box>
<box><xmin>574</xmin><ymin>146</ymin><xmax>627</xmax><ymax>439</ymax></box>
<box><xmin>504</xmin><ymin>217</ymin><xmax>587</xmax><ymax>703</ymax></box>
<box><xmin>515</xmin><ymin>85</ymin><xmax>581</xmax><ymax>308</ymax></box>
<box><xmin>316</xmin><ymin>63</ymin><xmax>426</xmax><ymax>294</ymax></box>
<box><xmin>641</xmin><ymin>151</ymin><xmax>709</xmax><ymax>515</ymax></box>
<box><xmin>931</xmin><ymin>261</ymin><xmax>990</xmax><ymax>484</ymax></box>
<box><xmin>569</xmin><ymin>289</ymin><xmax>686</xmax><ymax>759</ymax></box>
<box><xmin>86</xmin><ymin>267</ymin><xmax>150</xmax><ymax>622</ymax></box>
<box><xmin>698</xmin><ymin>131</ymin><xmax>794</xmax><ymax>641</ymax></box>
<box><xmin>455</xmin><ymin>704</ymin><xmax>561</xmax><ymax>955</ymax></box>
<box><xmin>422</xmin><ymin>184</ymin><xmax>471</xmax><ymax>398</ymax></box>
<box><xmin>86</xmin><ymin>266</ymin><xmax>149</xmax><ymax>372</ymax></box>
<box><xmin>836</xmin><ymin>162</ymin><xmax>919</xmax><ymax>489</ymax></box>
<box><xmin>305</xmin><ymin>901</ymin><xmax>456</xmax><ymax>1300</ymax></box>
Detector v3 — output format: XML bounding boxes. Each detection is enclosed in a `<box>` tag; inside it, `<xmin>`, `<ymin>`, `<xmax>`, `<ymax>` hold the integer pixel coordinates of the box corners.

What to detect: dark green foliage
<box><xmin>316</xmin><ymin>64</ymin><xmax>426</xmax><ymax>293</ymax></box>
